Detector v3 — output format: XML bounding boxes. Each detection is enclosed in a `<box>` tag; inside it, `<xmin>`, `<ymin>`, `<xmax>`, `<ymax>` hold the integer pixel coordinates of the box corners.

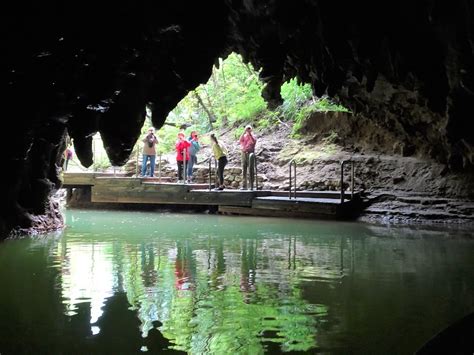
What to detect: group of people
<box><xmin>176</xmin><ymin>131</ymin><xmax>201</xmax><ymax>183</ymax></box>
<box><xmin>140</xmin><ymin>124</ymin><xmax>257</xmax><ymax>191</ymax></box>
<box><xmin>141</xmin><ymin>128</ymin><xmax>201</xmax><ymax>183</ymax></box>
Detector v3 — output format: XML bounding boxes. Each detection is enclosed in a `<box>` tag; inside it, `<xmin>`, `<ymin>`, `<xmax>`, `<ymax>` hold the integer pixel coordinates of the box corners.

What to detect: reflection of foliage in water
<box><xmin>4</xmin><ymin>211</ymin><xmax>473</xmax><ymax>354</ymax></box>
<box><xmin>117</xmin><ymin>237</ymin><xmax>321</xmax><ymax>353</ymax></box>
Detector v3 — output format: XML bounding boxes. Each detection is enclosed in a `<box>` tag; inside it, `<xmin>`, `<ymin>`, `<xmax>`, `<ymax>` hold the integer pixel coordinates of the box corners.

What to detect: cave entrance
<box><xmin>64</xmin><ymin>133</ymin><xmax>113</xmax><ymax>173</ymax></box>
<box><xmin>130</xmin><ymin>52</ymin><xmax>348</xmax><ymax>175</ymax></box>
<box><xmin>70</xmin><ymin>52</ymin><xmax>348</xmax><ymax>176</ymax></box>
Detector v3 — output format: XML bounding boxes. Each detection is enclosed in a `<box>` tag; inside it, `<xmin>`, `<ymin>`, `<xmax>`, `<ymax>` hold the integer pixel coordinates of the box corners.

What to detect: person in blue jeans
<box><xmin>141</xmin><ymin>127</ymin><xmax>158</xmax><ymax>177</ymax></box>
<box><xmin>187</xmin><ymin>131</ymin><xmax>201</xmax><ymax>183</ymax></box>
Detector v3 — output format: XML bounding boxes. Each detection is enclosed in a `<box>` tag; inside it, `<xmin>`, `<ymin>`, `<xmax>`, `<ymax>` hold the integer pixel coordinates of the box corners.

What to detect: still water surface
<box><xmin>0</xmin><ymin>209</ymin><xmax>473</xmax><ymax>354</ymax></box>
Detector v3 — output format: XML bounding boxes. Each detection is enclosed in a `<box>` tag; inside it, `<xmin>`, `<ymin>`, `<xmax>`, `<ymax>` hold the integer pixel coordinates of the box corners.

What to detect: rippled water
<box><xmin>0</xmin><ymin>209</ymin><xmax>473</xmax><ymax>354</ymax></box>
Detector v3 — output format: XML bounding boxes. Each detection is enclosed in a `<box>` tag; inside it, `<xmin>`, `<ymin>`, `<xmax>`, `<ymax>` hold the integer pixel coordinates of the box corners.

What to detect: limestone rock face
<box><xmin>2</xmin><ymin>1</ymin><xmax>473</xmax><ymax>235</ymax></box>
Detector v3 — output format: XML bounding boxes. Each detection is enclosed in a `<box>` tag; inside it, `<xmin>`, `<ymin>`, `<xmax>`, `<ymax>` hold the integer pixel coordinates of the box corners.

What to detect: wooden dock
<box><xmin>62</xmin><ymin>172</ymin><xmax>363</xmax><ymax>219</ymax></box>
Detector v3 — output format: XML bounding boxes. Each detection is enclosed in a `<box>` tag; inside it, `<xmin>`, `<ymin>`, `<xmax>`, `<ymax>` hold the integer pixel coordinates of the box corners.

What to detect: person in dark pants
<box><xmin>210</xmin><ymin>133</ymin><xmax>228</xmax><ymax>190</ymax></box>
<box><xmin>175</xmin><ymin>132</ymin><xmax>191</xmax><ymax>183</ymax></box>
<box><xmin>239</xmin><ymin>124</ymin><xmax>257</xmax><ymax>190</ymax></box>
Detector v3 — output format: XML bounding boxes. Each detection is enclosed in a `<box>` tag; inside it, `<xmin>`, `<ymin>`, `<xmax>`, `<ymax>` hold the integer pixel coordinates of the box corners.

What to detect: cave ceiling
<box><xmin>5</xmin><ymin>2</ymin><xmax>473</xmax><ymax>168</ymax></box>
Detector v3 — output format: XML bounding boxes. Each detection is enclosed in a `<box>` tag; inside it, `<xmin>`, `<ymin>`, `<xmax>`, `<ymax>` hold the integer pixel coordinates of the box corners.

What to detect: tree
<box><xmin>193</xmin><ymin>91</ymin><xmax>216</xmax><ymax>129</ymax></box>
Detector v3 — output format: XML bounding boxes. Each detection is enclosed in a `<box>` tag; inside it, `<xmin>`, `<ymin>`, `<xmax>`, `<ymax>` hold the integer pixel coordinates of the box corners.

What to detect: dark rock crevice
<box><xmin>2</xmin><ymin>1</ymin><xmax>473</xmax><ymax>236</ymax></box>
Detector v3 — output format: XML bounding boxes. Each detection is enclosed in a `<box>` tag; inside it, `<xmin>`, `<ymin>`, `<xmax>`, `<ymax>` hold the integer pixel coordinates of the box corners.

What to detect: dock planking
<box><xmin>63</xmin><ymin>172</ymin><xmax>362</xmax><ymax>219</ymax></box>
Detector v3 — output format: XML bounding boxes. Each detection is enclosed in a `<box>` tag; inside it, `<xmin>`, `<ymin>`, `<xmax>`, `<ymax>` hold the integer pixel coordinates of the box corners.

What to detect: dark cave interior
<box><xmin>2</xmin><ymin>1</ymin><xmax>473</xmax><ymax>235</ymax></box>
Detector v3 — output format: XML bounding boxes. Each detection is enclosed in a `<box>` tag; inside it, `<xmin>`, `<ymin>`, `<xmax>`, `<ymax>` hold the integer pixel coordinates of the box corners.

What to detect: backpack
<box><xmin>189</xmin><ymin>140</ymin><xmax>200</xmax><ymax>155</ymax></box>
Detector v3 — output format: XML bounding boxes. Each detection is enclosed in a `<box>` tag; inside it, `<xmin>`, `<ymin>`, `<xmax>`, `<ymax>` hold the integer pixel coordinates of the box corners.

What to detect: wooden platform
<box><xmin>62</xmin><ymin>172</ymin><xmax>363</xmax><ymax>219</ymax></box>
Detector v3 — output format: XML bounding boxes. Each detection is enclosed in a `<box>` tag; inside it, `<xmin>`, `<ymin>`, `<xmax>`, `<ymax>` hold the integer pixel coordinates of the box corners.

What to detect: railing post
<box><xmin>158</xmin><ymin>153</ymin><xmax>162</xmax><ymax>182</ymax></box>
<box><xmin>93</xmin><ymin>138</ymin><xmax>96</xmax><ymax>172</ymax></box>
<box><xmin>183</xmin><ymin>149</ymin><xmax>187</xmax><ymax>184</ymax></box>
<box><xmin>293</xmin><ymin>161</ymin><xmax>296</xmax><ymax>199</ymax></box>
<box><xmin>136</xmin><ymin>149</ymin><xmax>139</xmax><ymax>177</ymax></box>
<box><xmin>340</xmin><ymin>160</ymin><xmax>345</xmax><ymax>204</ymax></box>
<box><xmin>289</xmin><ymin>160</ymin><xmax>296</xmax><ymax>199</ymax></box>
<box><xmin>351</xmin><ymin>161</ymin><xmax>354</xmax><ymax>199</ymax></box>
<box><xmin>208</xmin><ymin>159</ymin><xmax>212</xmax><ymax>191</ymax></box>
<box><xmin>289</xmin><ymin>161</ymin><xmax>292</xmax><ymax>199</ymax></box>
<box><xmin>255</xmin><ymin>155</ymin><xmax>258</xmax><ymax>191</ymax></box>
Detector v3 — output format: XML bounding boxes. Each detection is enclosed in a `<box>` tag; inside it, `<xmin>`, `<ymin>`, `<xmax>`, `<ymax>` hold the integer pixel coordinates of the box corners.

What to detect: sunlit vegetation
<box><xmin>58</xmin><ymin>233</ymin><xmax>326</xmax><ymax>352</ymax></box>
<box><xmin>82</xmin><ymin>52</ymin><xmax>349</xmax><ymax>169</ymax></box>
<box><xmin>167</xmin><ymin>53</ymin><xmax>266</xmax><ymax>131</ymax></box>
<box><xmin>141</xmin><ymin>53</ymin><xmax>349</xmax><ymax>154</ymax></box>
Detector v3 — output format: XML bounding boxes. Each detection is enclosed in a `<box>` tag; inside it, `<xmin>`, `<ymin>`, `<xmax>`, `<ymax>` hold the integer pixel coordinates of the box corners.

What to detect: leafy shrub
<box><xmin>290</xmin><ymin>97</ymin><xmax>350</xmax><ymax>136</ymax></box>
<box><xmin>291</xmin><ymin>103</ymin><xmax>320</xmax><ymax>137</ymax></box>
<box><xmin>93</xmin><ymin>154</ymin><xmax>111</xmax><ymax>171</ymax></box>
<box><xmin>314</xmin><ymin>97</ymin><xmax>350</xmax><ymax>113</ymax></box>
<box><xmin>280</xmin><ymin>78</ymin><xmax>313</xmax><ymax>121</ymax></box>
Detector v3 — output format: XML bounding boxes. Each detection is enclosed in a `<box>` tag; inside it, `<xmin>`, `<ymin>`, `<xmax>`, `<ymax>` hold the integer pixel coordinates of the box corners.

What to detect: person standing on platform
<box><xmin>239</xmin><ymin>124</ymin><xmax>257</xmax><ymax>190</ymax></box>
<box><xmin>176</xmin><ymin>132</ymin><xmax>191</xmax><ymax>183</ymax></box>
<box><xmin>187</xmin><ymin>131</ymin><xmax>201</xmax><ymax>183</ymax></box>
<box><xmin>141</xmin><ymin>127</ymin><xmax>158</xmax><ymax>177</ymax></box>
<box><xmin>63</xmin><ymin>145</ymin><xmax>73</xmax><ymax>171</ymax></box>
<box><xmin>210</xmin><ymin>133</ymin><xmax>228</xmax><ymax>191</ymax></box>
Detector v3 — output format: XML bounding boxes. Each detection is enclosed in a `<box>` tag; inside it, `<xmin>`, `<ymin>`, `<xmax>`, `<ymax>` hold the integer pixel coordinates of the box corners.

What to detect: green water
<box><xmin>0</xmin><ymin>210</ymin><xmax>473</xmax><ymax>354</ymax></box>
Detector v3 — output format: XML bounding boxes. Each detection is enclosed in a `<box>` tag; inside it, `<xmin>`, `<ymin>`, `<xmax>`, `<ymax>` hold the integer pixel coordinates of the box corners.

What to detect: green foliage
<box><xmin>118</xmin><ymin>236</ymin><xmax>319</xmax><ymax>354</ymax></box>
<box><xmin>291</xmin><ymin>103</ymin><xmax>319</xmax><ymax>137</ymax></box>
<box><xmin>212</xmin><ymin>54</ymin><xmax>266</xmax><ymax>126</ymax></box>
<box><xmin>251</xmin><ymin>109</ymin><xmax>278</xmax><ymax>133</ymax></box>
<box><xmin>156</xmin><ymin>126</ymin><xmax>180</xmax><ymax>154</ymax></box>
<box><xmin>166</xmin><ymin>53</ymin><xmax>266</xmax><ymax>138</ymax></box>
<box><xmin>92</xmin><ymin>153</ymin><xmax>112</xmax><ymax>171</ymax></box>
<box><xmin>314</xmin><ymin>97</ymin><xmax>350</xmax><ymax>113</ymax></box>
<box><xmin>131</xmin><ymin>114</ymin><xmax>182</xmax><ymax>156</ymax></box>
<box><xmin>290</xmin><ymin>97</ymin><xmax>350</xmax><ymax>137</ymax></box>
<box><xmin>136</xmin><ymin>54</ymin><xmax>350</xmax><ymax>149</ymax></box>
<box><xmin>232</xmin><ymin>129</ymin><xmax>243</xmax><ymax>141</ymax></box>
<box><xmin>89</xmin><ymin>134</ymin><xmax>112</xmax><ymax>171</ymax></box>
<box><xmin>280</xmin><ymin>78</ymin><xmax>313</xmax><ymax>121</ymax></box>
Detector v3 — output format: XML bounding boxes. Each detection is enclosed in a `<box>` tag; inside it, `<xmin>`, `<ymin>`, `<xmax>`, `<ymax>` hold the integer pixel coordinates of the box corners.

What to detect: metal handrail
<box><xmin>182</xmin><ymin>149</ymin><xmax>187</xmax><ymax>184</ymax></box>
<box><xmin>249</xmin><ymin>152</ymin><xmax>257</xmax><ymax>191</ymax></box>
<box><xmin>254</xmin><ymin>155</ymin><xmax>258</xmax><ymax>191</ymax></box>
<box><xmin>208</xmin><ymin>159</ymin><xmax>212</xmax><ymax>191</ymax></box>
<box><xmin>158</xmin><ymin>153</ymin><xmax>162</xmax><ymax>182</ymax></box>
<box><xmin>340</xmin><ymin>160</ymin><xmax>355</xmax><ymax>203</ymax></box>
<box><xmin>289</xmin><ymin>160</ymin><xmax>297</xmax><ymax>199</ymax></box>
<box><xmin>136</xmin><ymin>149</ymin><xmax>139</xmax><ymax>177</ymax></box>
<box><xmin>214</xmin><ymin>158</ymin><xmax>218</xmax><ymax>187</ymax></box>
<box><xmin>208</xmin><ymin>157</ymin><xmax>218</xmax><ymax>190</ymax></box>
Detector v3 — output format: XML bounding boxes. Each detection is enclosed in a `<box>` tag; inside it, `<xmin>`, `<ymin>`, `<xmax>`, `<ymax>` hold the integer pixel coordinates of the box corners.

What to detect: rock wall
<box><xmin>2</xmin><ymin>1</ymin><xmax>473</xmax><ymax>236</ymax></box>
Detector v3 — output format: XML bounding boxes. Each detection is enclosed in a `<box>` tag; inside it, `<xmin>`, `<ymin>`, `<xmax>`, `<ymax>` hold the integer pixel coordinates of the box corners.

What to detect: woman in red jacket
<box><xmin>175</xmin><ymin>132</ymin><xmax>191</xmax><ymax>183</ymax></box>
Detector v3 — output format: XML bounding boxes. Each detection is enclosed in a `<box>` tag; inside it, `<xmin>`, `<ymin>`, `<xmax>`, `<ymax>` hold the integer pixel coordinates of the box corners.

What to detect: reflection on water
<box><xmin>0</xmin><ymin>210</ymin><xmax>473</xmax><ymax>354</ymax></box>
